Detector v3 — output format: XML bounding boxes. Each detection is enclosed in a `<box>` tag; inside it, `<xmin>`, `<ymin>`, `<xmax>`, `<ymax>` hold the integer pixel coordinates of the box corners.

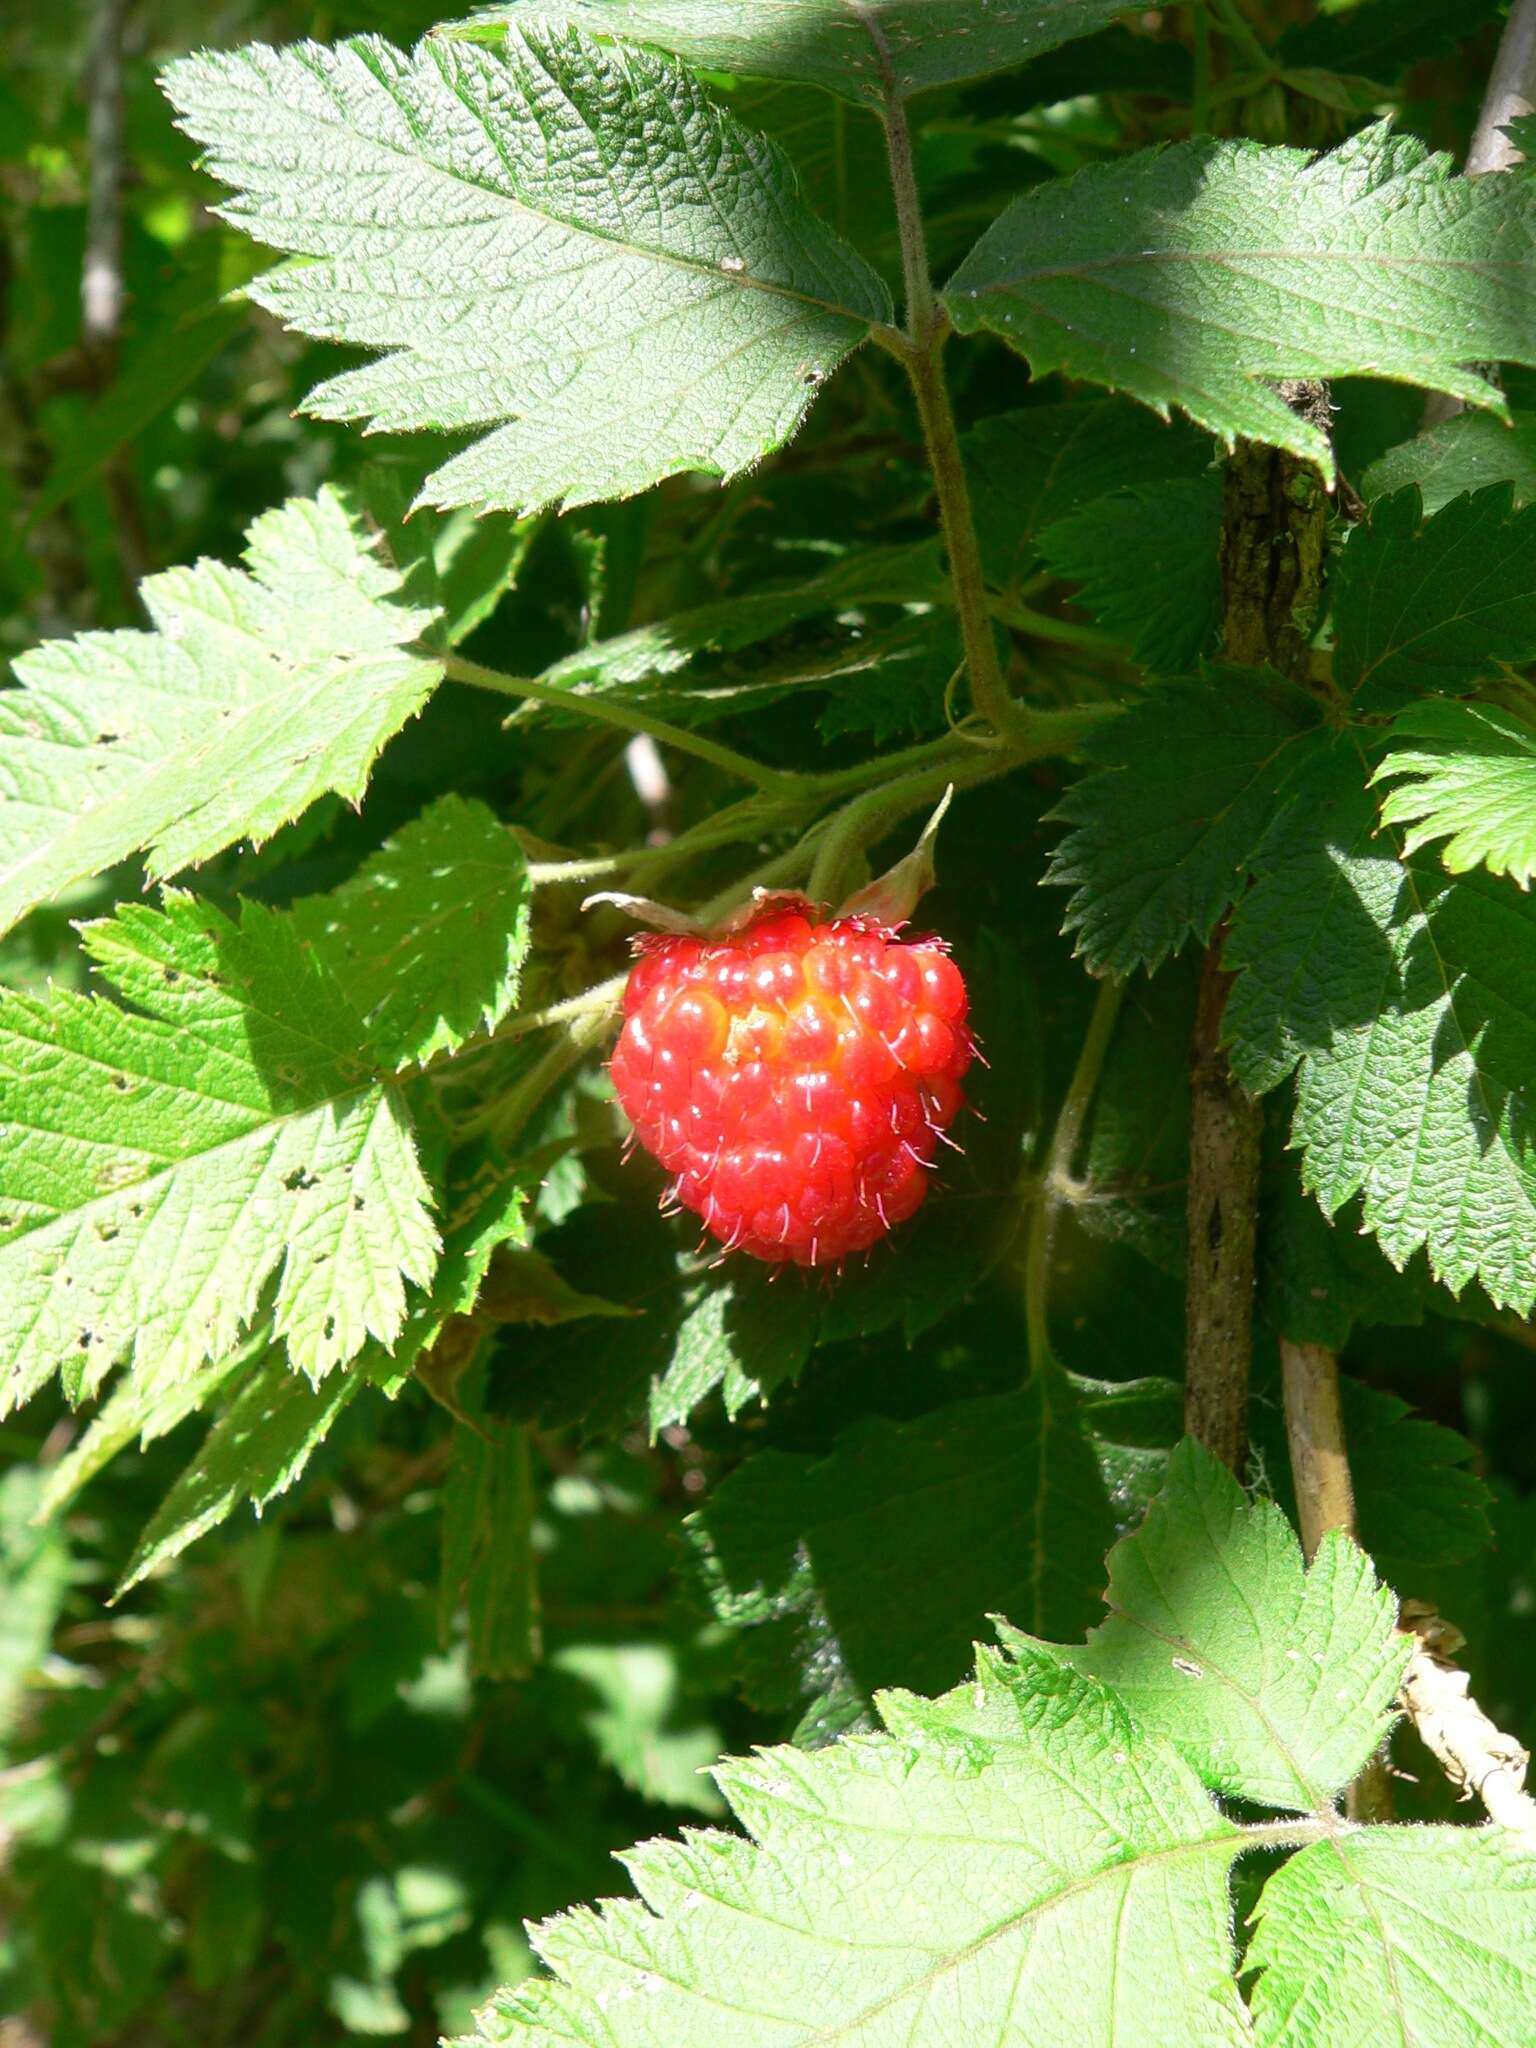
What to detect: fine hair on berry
<box><xmin>609</xmin><ymin>901</ymin><xmax>974</xmax><ymax>1266</ymax></box>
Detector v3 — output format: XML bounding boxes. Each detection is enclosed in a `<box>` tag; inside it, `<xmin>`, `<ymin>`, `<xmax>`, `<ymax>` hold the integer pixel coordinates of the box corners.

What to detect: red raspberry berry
<box><xmin>611</xmin><ymin>902</ymin><xmax>973</xmax><ymax>1265</ymax></box>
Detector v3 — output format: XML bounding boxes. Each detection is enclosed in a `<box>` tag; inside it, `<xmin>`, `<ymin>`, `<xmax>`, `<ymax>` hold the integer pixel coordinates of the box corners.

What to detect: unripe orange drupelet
<box><xmin>609</xmin><ymin>903</ymin><xmax>973</xmax><ymax>1265</ymax></box>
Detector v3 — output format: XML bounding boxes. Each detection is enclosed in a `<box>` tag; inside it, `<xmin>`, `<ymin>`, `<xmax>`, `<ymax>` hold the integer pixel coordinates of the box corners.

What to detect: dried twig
<box><xmin>1399</xmin><ymin>1604</ymin><xmax>1536</xmax><ymax>1840</ymax></box>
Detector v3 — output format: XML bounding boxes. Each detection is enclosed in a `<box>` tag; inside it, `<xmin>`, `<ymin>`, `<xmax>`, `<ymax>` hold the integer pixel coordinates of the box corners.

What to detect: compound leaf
<box><xmin>1333</xmin><ymin>486</ymin><xmax>1536</xmax><ymax>708</ymax></box>
<box><xmin>1048</xmin><ymin>670</ymin><xmax>1321</xmax><ymax>978</ymax></box>
<box><xmin>457</xmin><ymin>1648</ymin><xmax>1251</xmax><ymax>2048</ymax></box>
<box><xmin>163</xmin><ymin>28</ymin><xmax>889</xmax><ymax>516</ymax></box>
<box><xmin>291</xmin><ymin>795</ymin><xmax>531</xmax><ymax>1069</ymax></box>
<box><xmin>1226</xmin><ymin>733</ymin><xmax>1536</xmax><ymax>1309</ymax></box>
<box><xmin>537</xmin><ymin>542</ymin><xmax>942</xmax><ymax>699</ymax></box>
<box><xmin>1373</xmin><ymin>699</ymin><xmax>1536</xmax><ymax>886</ymax></box>
<box><xmin>458</xmin><ymin>2</ymin><xmax>1132</xmax><ymax>107</ymax></box>
<box><xmin>1022</xmin><ymin>1441</ymin><xmax>1407</xmax><ymax>1811</ymax></box>
<box><xmin>0</xmin><ymin>893</ymin><xmax>439</xmax><ymax>1419</ymax></box>
<box><xmin>945</xmin><ymin>128</ymin><xmax>1536</xmax><ymax>476</ymax></box>
<box><xmin>1249</xmin><ymin>1828</ymin><xmax>1536</xmax><ymax>2048</ymax></box>
<box><xmin>0</xmin><ymin>488</ymin><xmax>439</xmax><ymax>940</ymax></box>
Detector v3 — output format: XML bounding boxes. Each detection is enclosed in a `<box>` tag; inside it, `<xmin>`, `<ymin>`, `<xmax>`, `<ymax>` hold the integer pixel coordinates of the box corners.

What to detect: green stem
<box><xmin>988</xmin><ymin>598</ymin><xmax>1121</xmax><ymax>653</ymax></box>
<box><xmin>877</xmin><ymin>81</ymin><xmax>1019</xmax><ymax>740</ymax></box>
<box><xmin>442</xmin><ymin>651</ymin><xmax>807</xmax><ymax>799</ymax></box>
<box><xmin>806</xmin><ymin>704</ymin><xmax>1104</xmax><ymax>906</ymax></box>
<box><xmin>1023</xmin><ymin>977</ymin><xmax>1125</xmax><ymax>1377</ymax></box>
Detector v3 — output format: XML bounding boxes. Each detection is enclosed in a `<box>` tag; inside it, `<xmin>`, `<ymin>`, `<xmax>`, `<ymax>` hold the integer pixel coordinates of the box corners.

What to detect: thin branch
<box><xmin>1400</xmin><ymin>1605</ymin><xmax>1536</xmax><ymax>1841</ymax></box>
<box><xmin>1182</xmin><ymin>938</ymin><xmax>1262</xmax><ymax>1472</ymax></box>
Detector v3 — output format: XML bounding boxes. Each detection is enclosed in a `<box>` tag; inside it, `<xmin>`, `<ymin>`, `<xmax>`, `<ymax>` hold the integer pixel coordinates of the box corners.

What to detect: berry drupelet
<box><xmin>609</xmin><ymin>902</ymin><xmax>973</xmax><ymax>1266</ymax></box>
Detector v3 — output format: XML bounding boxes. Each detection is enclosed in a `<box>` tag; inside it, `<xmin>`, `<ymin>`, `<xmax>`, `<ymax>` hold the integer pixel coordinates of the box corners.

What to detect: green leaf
<box><xmin>1027</xmin><ymin>1440</ymin><xmax>1407</xmax><ymax>1810</ymax></box>
<box><xmin>1226</xmin><ymin>733</ymin><xmax>1536</xmax><ymax>1310</ymax></box>
<box><xmin>1363</xmin><ymin>412</ymin><xmax>1536</xmax><ymax>516</ymax></box>
<box><xmin>0</xmin><ymin>893</ymin><xmax>439</xmax><ymax>1417</ymax></box>
<box><xmin>1249</xmin><ymin>1828</ymin><xmax>1536</xmax><ymax>2048</ymax></box>
<box><xmin>457</xmin><ymin>1648</ymin><xmax>1253</xmax><ymax>2048</ymax></box>
<box><xmin>962</xmin><ymin>398</ymin><xmax>1215</xmax><ymax>591</ymax></box>
<box><xmin>290</xmin><ymin>796</ymin><xmax>531</xmax><ymax>1069</ymax></box>
<box><xmin>686</xmin><ymin>1371</ymin><xmax>1116</xmax><ymax>1741</ymax></box>
<box><xmin>945</xmin><ymin>127</ymin><xmax>1536</xmax><ymax>476</ymax></box>
<box><xmin>458</xmin><ymin>2</ymin><xmax>1133</xmax><ymax>107</ymax></box>
<box><xmin>1037</xmin><ymin>475</ymin><xmax>1223</xmax><ymax>673</ymax></box>
<box><xmin>114</xmin><ymin>1349</ymin><xmax>366</xmax><ymax>1597</ymax></box>
<box><xmin>163</xmin><ymin>29</ymin><xmax>889</xmax><ymax>517</ymax></box>
<box><xmin>1257</xmin><ymin>1168</ymin><xmax>1431</xmax><ymax>1351</ymax></box>
<box><xmin>1333</xmin><ymin>486</ymin><xmax>1536</xmax><ymax>708</ymax></box>
<box><xmin>0</xmin><ymin>488</ymin><xmax>440</xmax><ymax>939</ymax></box>
<box><xmin>1048</xmin><ymin>670</ymin><xmax>1321</xmax><ymax>977</ymax></box>
<box><xmin>440</xmin><ymin>1423</ymin><xmax>540</xmax><ymax>1680</ymax></box>
<box><xmin>361</xmin><ymin>464</ymin><xmax>540</xmax><ymax>651</ymax></box>
<box><xmin>1373</xmin><ymin>700</ymin><xmax>1536</xmax><ymax>886</ymax></box>
<box><xmin>537</xmin><ymin>542</ymin><xmax>943</xmax><ymax>699</ymax></box>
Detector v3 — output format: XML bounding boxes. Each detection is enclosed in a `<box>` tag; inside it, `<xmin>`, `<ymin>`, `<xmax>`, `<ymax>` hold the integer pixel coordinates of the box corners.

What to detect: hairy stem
<box><xmin>1024</xmin><ymin>978</ymin><xmax>1125</xmax><ymax>1376</ymax></box>
<box><xmin>1182</xmin><ymin>940</ymin><xmax>1262</xmax><ymax>1472</ymax></box>
<box><xmin>876</xmin><ymin>71</ymin><xmax>1017</xmax><ymax>738</ymax></box>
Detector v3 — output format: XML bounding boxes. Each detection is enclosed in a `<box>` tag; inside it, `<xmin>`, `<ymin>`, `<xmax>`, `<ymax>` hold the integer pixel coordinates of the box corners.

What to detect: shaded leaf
<box><xmin>1048</xmin><ymin>670</ymin><xmax>1321</xmax><ymax>977</ymax></box>
<box><xmin>1037</xmin><ymin>474</ymin><xmax>1224</xmax><ymax>673</ymax></box>
<box><xmin>1333</xmin><ymin>486</ymin><xmax>1536</xmax><ymax>709</ymax></box>
<box><xmin>962</xmin><ymin>397</ymin><xmax>1214</xmax><ymax>591</ymax></box>
<box><xmin>686</xmin><ymin>1370</ymin><xmax>1116</xmax><ymax>1741</ymax></box>
<box><xmin>1362</xmin><ymin>412</ymin><xmax>1536</xmax><ymax>516</ymax></box>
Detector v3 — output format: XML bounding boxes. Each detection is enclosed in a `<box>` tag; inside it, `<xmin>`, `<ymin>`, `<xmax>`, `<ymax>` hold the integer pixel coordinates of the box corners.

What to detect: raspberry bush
<box><xmin>3</xmin><ymin>4</ymin><xmax>1536</xmax><ymax>2043</ymax></box>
